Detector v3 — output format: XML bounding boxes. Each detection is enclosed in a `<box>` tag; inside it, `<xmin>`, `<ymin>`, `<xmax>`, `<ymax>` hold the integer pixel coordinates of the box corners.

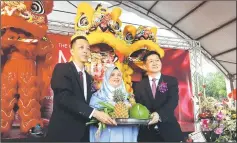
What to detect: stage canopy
<box><xmin>47</xmin><ymin>1</ymin><xmax>236</xmax><ymax>81</ymax></box>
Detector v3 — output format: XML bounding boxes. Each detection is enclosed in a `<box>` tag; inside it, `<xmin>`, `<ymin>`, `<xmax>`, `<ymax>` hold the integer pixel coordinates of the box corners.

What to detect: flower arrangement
<box><xmin>191</xmin><ymin>88</ymin><xmax>237</xmax><ymax>142</ymax></box>
<box><xmin>158</xmin><ymin>81</ymin><xmax>168</xmax><ymax>93</ymax></box>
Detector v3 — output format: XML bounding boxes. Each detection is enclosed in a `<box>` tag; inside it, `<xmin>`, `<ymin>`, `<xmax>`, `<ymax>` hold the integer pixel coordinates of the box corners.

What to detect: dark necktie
<box><xmin>79</xmin><ymin>71</ymin><xmax>84</xmax><ymax>91</ymax></box>
<box><xmin>152</xmin><ymin>78</ymin><xmax>157</xmax><ymax>98</ymax></box>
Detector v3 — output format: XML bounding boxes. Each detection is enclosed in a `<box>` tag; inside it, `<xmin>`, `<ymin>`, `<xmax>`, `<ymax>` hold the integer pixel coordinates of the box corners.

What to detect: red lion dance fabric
<box><xmin>1</xmin><ymin>0</ymin><xmax>54</xmax><ymax>135</ymax></box>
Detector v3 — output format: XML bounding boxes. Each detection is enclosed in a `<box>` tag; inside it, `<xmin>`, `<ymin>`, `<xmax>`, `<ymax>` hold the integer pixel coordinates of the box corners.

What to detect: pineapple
<box><xmin>113</xmin><ymin>89</ymin><xmax>129</xmax><ymax>118</ymax></box>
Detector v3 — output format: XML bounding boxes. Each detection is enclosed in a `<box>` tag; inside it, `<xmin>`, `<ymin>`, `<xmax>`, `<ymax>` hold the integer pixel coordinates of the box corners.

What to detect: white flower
<box><xmin>225</xmin><ymin>116</ymin><xmax>231</xmax><ymax>121</ymax></box>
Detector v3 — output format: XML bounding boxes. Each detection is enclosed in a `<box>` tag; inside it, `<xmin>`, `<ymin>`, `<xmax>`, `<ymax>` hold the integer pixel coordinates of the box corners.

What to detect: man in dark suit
<box><xmin>45</xmin><ymin>36</ymin><xmax>116</xmax><ymax>142</ymax></box>
<box><xmin>134</xmin><ymin>51</ymin><xmax>184</xmax><ymax>142</ymax></box>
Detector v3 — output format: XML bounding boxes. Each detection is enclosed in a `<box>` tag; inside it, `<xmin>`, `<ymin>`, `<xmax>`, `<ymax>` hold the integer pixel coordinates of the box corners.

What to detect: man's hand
<box><xmin>148</xmin><ymin>112</ymin><xmax>159</xmax><ymax>125</ymax></box>
<box><xmin>92</xmin><ymin>110</ymin><xmax>117</xmax><ymax>126</ymax></box>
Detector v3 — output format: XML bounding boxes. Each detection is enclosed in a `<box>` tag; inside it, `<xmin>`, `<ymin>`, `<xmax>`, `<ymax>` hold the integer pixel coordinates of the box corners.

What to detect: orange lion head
<box><xmin>1</xmin><ymin>0</ymin><xmax>53</xmax><ymax>45</ymax></box>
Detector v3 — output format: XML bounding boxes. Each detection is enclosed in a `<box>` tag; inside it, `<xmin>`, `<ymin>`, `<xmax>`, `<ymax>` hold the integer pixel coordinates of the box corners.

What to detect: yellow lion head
<box><xmin>123</xmin><ymin>25</ymin><xmax>164</xmax><ymax>70</ymax></box>
<box><xmin>72</xmin><ymin>2</ymin><xmax>130</xmax><ymax>55</ymax></box>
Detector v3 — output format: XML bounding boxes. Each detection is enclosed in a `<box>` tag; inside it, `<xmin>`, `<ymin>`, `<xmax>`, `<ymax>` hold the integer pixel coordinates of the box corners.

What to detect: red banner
<box><xmin>42</xmin><ymin>34</ymin><xmax>194</xmax><ymax>132</ymax></box>
<box><xmin>162</xmin><ymin>48</ymin><xmax>194</xmax><ymax>132</ymax></box>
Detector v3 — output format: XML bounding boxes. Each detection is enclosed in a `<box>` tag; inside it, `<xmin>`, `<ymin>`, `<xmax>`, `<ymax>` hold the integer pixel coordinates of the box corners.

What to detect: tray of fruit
<box><xmin>87</xmin><ymin>89</ymin><xmax>152</xmax><ymax>126</ymax></box>
<box><xmin>115</xmin><ymin>118</ymin><xmax>150</xmax><ymax>125</ymax></box>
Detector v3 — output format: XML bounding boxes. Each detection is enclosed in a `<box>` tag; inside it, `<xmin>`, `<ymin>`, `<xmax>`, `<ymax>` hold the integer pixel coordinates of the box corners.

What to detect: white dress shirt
<box><xmin>73</xmin><ymin>62</ymin><xmax>94</xmax><ymax>118</ymax></box>
<box><xmin>148</xmin><ymin>72</ymin><xmax>161</xmax><ymax>88</ymax></box>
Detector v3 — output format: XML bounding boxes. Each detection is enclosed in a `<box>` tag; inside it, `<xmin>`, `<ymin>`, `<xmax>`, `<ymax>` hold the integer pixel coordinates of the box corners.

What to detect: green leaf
<box><xmin>98</xmin><ymin>102</ymin><xmax>114</xmax><ymax>110</ymax></box>
<box><xmin>104</xmin><ymin>108</ymin><xmax>108</xmax><ymax>114</ymax></box>
<box><xmin>86</xmin><ymin>119</ymin><xmax>99</xmax><ymax>126</ymax></box>
<box><xmin>102</xmin><ymin>123</ymin><xmax>106</xmax><ymax>129</ymax></box>
<box><xmin>108</xmin><ymin>112</ymin><xmax>114</xmax><ymax>116</ymax></box>
<box><xmin>106</xmin><ymin>108</ymin><xmax>113</xmax><ymax>112</ymax></box>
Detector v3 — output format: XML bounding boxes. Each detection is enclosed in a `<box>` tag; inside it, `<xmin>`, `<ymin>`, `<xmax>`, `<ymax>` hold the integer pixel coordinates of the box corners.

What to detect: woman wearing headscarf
<box><xmin>89</xmin><ymin>66</ymin><xmax>138</xmax><ymax>142</ymax></box>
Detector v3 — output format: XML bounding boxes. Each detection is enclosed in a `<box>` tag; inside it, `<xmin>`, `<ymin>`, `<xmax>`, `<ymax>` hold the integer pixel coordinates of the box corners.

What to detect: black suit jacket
<box><xmin>134</xmin><ymin>74</ymin><xmax>184</xmax><ymax>142</ymax></box>
<box><xmin>45</xmin><ymin>61</ymin><xmax>93</xmax><ymax>142</ymax></box>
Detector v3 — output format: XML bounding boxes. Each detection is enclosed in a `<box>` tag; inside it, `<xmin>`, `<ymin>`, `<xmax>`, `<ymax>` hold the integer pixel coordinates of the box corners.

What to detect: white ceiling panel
<box><xmin>133</xmin><ymin>1</ymin><xmax>157</xmax><ymax>10</ymax></box>
<box><xmin>176</xmin><ymin>1</ymin><xmax>236</xmax><ymax>39</ymax></box>
<box><xmin>151</xmin><ymin>1</ymin><xmax>203</xmax><ymax>23</ymax></box>
<box><xmin>199</xmin><ymin>21</ymin><xmax>236</xmax><ymax>55</ymax></box>
<box><xmin>53</xmin><ymin>1</ymin><xmax>77</xmax><ymax>12</ymax></box>
<box><xmin>70</xmin><ymin>1</ymin><xmax>113</xmax><ymax>8</ymax></box>
<box><xmin>215</xmin><ymin>50</ymin><xmax>237</xmax><ymax>63</ymax></box>
<box><xmin>221</xmin><ymin>62</ymin><xmax>237</xmax><ymax>74</ymax></box>
<box><xmin>48</xmin><ymin>11</ymin><xmax>75</xmax><ymax>24</ymax></box>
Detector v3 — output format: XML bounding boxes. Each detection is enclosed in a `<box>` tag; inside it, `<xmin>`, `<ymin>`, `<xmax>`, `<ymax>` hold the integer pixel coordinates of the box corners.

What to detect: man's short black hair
<box><xmin>70</xmin><ymin>36</ymin><xmax>88</xmax><ymax>48</ymax></box>
<box><xmin>142</xmin><ymin>50</ymin><xmax>161</xmax><ymax>62</ymax></box>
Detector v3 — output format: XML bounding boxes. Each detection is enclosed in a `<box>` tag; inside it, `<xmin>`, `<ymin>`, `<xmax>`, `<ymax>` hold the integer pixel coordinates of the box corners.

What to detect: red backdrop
<box><xmin>41</xmin><ymin>33</ymin><xmax>194</xmax><ymax>132</ymax></box>
<box><xmin>161</xmin><ymin>48</ymin><xmax>194</xmax><ymax>132</ymax></box>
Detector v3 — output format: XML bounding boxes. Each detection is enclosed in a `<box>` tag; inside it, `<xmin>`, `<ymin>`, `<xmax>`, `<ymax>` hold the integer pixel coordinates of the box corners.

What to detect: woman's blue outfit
<box><xmin>89</xmin><ymin>66</ymin><xmax>138</xmax><ymax>142</ymax></box>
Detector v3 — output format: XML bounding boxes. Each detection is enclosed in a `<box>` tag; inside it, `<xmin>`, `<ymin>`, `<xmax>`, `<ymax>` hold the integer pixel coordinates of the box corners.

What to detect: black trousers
<box><xmin>138</xmin><ymin>125</ymin><xmax>164</xmax><ymax>142</ymax></box>
<box><xmin>138</xmin><ymin>123</ymin><xmax>184</xmax><ymax>142</ymax></box>
<box><xmin>44</xmin><ymin>127</ymin><xmax>89</xmax><ymax>142</ymax></box>
<box><xmin>80</xmin><ymin>126</ymin><xmax>89</xmax><ymax>142</ymax></box>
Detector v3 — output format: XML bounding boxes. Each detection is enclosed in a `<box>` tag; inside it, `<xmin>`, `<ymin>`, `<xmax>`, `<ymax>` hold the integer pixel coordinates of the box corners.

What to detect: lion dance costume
<box><xmin>72</xmin><ymin>2</ymin><xmax>165</xmax><ymax>93</ymax></box>
<box><xmin>72</xmin><ymin>2</ymin><xmax>134</xmax><ymax>93</ymax></box>
<box><xmin>1</xmin><ymin>0</ymin><xmax>54</xmax><ymax>135</ymax></box>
